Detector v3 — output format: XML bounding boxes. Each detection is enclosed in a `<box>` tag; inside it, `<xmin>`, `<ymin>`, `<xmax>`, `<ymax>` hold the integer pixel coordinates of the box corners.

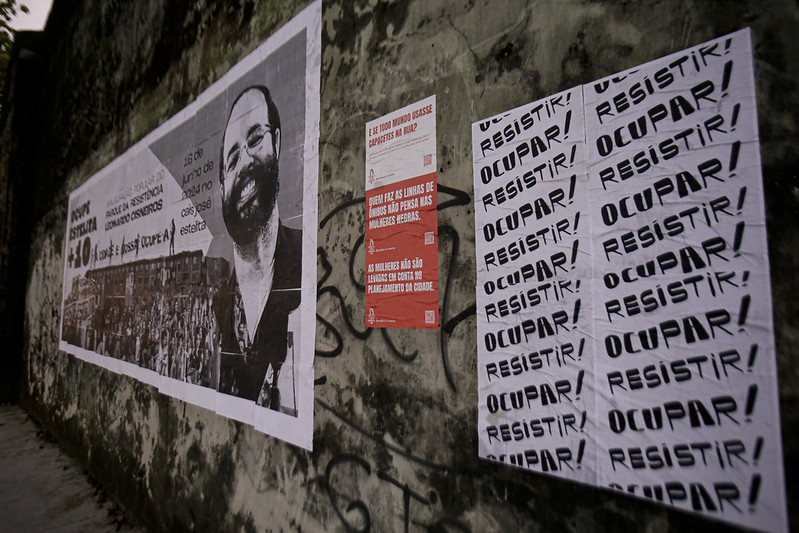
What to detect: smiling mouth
<box><xmin>237</xmin><ymin>176</ymin><xmax>258</xmax><ymax>210</ymax></box>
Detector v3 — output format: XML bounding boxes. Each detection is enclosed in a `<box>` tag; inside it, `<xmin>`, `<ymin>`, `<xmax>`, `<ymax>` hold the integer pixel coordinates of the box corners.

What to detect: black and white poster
<box><xmin>474</xmin><ymin>29</ymin><xmax>788</xmax><ymax>531</ymax></box>
<box><xmin>60</xmin><ymin>1</ymin><xmax>321</xmax><ymax>450</ymax></box>
<box><xmin>474</xmin><ymin>86</ymin><xmax>595</xmax><ymax>485</ymax></box>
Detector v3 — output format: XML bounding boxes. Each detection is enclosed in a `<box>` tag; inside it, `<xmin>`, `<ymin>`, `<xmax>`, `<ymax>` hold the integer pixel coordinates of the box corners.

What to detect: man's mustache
<box><xmin>230</xmin><ymin>158</ymin><xmax>278</xmax><ymax>201</ymax></box>
<box><xmin>230</xmin><ymin>162</ymin><xmax>266</xmax><ymax>198</ymax></box>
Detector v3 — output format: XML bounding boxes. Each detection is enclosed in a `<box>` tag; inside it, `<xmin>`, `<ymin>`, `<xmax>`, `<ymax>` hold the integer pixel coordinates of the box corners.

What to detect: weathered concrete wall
<box><xmin>7</xmin><ymin>0</ymin><xmax>799</xmax><ymax>530</ymax></box>
<box><xmin>0</xmin><ymin>31</ymin><xmax>45</xmax><ymax>403</ymax></box>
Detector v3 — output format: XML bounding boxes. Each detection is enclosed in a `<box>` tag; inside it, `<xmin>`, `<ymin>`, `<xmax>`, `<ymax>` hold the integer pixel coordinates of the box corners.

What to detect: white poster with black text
<box><xmin>473</xmin><ymin>28</ymin><xmax>787</xmax><ymax>532</ymax></box>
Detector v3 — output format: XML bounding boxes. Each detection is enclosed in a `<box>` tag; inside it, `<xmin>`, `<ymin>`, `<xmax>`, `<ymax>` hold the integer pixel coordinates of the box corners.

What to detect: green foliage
<box><xmin>0</xmin><ymin>1</ymin><xmax>28</xmax><ymax>104</ymax></box>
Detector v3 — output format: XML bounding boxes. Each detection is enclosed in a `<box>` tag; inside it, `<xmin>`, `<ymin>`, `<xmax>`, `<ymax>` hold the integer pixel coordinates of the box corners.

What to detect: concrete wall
<box><xmin>6</xmin><ymin>0</ymin><xmax>799</xmax><ymax>530</ymax></box>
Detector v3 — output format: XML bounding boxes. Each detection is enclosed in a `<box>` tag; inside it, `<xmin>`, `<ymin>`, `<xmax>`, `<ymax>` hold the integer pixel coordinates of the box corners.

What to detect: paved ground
<box><xmin>0</xmin><ymin>404</ymin><xmax>139</xmax><ymax>532</ymax></box>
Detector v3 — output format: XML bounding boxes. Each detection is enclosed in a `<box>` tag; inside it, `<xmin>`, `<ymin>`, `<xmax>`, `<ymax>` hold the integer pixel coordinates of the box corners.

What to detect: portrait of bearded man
<box><xmin>212</xmin><ymin>85</ymin><xmax>302</xmax><ymax>412</ymax></box>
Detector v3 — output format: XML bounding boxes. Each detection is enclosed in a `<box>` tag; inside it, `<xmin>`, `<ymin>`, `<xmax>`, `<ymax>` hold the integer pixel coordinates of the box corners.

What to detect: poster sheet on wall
<box><xmin>59</xmin><ymin>1</ymin><xmax>321</xmax><ymax>450</ymax></box>
<box><xmin>364</xmin><ymin>95</ymin><xmax>439</xmax><ymax>329</ymax></box>
<box><xmin>472</xmin><ymin>28</ymin><xmax>787</xmax><ymax>531</ymax></box>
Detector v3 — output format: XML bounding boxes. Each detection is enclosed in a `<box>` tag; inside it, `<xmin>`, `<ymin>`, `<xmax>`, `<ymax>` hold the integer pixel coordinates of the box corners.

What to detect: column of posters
<box><xmin>365</xmin><ymin>95</ymin><xmax>439</xmax><ymax>329</ymax></box>
<box><xmin>473</xmin><ymin>87</ymin><xmax>595</xmax><ymax>484</ymax></box>
<box><xmin>473</xmin><ymin>29</ymin><xmax>787</xmax><ymax>532</ymax></box>
<box><xmin>59</xmin><ymin>1</ymin><xmax>321</xmax><ymax>450</ymax></box>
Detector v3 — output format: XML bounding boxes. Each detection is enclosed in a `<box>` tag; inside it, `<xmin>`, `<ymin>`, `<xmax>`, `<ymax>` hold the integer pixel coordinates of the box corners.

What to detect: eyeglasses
<box><xmin>225</xmin><ymin>124</ymin><xmax>275</xmax><ymax>174</ymax></box>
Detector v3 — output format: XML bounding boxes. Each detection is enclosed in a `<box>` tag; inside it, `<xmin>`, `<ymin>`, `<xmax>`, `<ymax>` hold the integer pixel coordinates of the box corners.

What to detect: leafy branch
<box><xmin>1</xmin><ymin>1</ymin><xmax>29</xmax><ymax>106</ymax></box>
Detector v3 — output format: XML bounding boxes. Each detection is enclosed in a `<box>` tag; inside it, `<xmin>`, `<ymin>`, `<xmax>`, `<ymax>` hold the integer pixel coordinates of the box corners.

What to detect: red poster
<box><xmin>365</xmin><ymin>96</ymin><xmax>438</xmax><ymax>328</ymax></box>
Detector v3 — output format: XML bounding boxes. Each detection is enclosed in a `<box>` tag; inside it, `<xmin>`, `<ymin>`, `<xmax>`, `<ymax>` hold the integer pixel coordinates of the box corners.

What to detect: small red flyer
<box><xmin>365</xmin><ymin>95</ymin><xmax>438</xmax><ymax>328</ymax></box>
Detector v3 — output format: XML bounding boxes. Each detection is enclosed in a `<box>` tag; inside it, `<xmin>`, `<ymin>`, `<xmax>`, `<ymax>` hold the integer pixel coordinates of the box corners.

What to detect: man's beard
<box><xmin>222</xmin><ymin>156</ymin><xmax>279</xmax><ymax>247</ymax></box>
